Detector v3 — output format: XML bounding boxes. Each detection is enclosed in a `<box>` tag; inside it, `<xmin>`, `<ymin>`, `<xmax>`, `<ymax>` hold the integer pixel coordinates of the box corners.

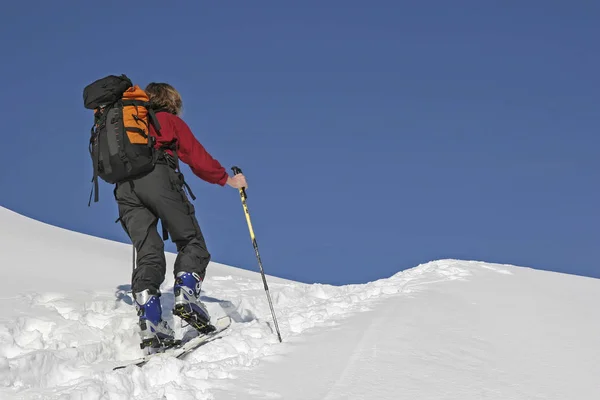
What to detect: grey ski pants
<box><xmin>114</xmin><ymin>163</ymin><xmax>210</xmax><ymax>294</ymax></box>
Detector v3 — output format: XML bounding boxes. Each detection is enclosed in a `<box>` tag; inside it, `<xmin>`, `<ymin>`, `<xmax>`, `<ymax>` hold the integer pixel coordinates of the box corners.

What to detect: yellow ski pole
<box><xmin>232</xmin><ymin>166</ymin><xmax>282</xmax><ymax>343</ymax></box>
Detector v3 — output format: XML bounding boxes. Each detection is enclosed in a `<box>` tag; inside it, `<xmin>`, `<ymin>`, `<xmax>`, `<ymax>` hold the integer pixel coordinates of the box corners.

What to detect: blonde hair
<box><xmin>145</xmin><ymin>82</ymin><xmax>183</xmax><ymax>115</ymax></box>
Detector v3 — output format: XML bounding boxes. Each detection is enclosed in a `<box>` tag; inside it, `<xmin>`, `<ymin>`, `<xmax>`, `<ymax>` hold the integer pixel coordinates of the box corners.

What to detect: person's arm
<box><xmin>172</xmin><ymin>116</ymin><xmax>229</xmax><ymax>186</ymax></box>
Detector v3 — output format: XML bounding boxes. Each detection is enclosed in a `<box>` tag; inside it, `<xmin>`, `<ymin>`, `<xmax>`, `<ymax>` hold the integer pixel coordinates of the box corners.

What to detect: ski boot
<box><xmin>134</xmin><ymin>289</ymin><xmax>176</xmax><ymax>351</ymax></box>
<box><xmin>172</xmin><ymin>272</ymin><xmax>215</xmax><ymax>334</ymax></box>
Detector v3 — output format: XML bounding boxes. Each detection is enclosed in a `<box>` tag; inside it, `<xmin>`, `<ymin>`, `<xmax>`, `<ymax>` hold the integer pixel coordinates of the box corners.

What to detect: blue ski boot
<box><xmin>134</xmin><ymin>289</ymin><xmax>175</xmax><ymax>350</ymax></box>
<box><xmin>172</xmin><ymin>272</ymin><xmax>214</xmax><ymax>334</ymax></box>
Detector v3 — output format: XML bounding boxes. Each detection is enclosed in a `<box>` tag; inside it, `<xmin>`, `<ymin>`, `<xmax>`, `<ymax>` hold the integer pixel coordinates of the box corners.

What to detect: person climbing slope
<box><xmin>83</xmin><ymin>75</ymin><xmax>247</xmax><ymax>350</ymax></box>
<box><xmin>121</xmin><ymin>82</ymin><xmax>247</xmax><ymax>348</ymax></box>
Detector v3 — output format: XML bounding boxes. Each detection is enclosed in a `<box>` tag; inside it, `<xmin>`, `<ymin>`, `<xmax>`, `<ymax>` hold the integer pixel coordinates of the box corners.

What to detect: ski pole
<box><xmin>232</xmin><ymin>166</ymin><xmax>282</xmax><ymax>343</ymax></box>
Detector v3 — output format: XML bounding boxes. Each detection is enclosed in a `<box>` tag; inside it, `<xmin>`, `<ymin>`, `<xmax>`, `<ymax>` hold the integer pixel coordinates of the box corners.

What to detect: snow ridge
<box><xmin>0</xmin><ymin>252</ymin><xmax>485</xmax><ymax>399</ymax></box>
<box><xmin>3</xmin><ymin>207</ymin><xmax>597</xmax><ymax>400</ymax></box>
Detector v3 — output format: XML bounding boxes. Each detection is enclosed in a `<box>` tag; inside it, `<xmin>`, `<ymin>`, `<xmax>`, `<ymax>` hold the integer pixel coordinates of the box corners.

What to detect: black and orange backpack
<box><xmin>83</xmin><ymin>74</ymin><xmax>161</xmax><ymax>204</ymax></box>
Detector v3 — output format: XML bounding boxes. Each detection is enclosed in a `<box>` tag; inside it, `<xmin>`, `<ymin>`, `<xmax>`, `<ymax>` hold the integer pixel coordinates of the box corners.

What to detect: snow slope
<box><xmin>0</xmin><ymin>205</ymin><xmax>599</xmax><ymax>400</ymax></box>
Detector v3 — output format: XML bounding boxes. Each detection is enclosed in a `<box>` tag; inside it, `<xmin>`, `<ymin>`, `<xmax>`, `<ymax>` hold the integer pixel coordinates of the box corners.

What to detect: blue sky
<box><xmin>0</xmin><ymin>1</ymin><xmax>597</xmax><ymax>285</ymax></box>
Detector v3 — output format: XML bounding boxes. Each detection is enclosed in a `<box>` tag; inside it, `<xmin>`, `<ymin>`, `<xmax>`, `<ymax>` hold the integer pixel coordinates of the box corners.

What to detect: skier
<box><xmin>114</xmin><ymin>82</ymin><xmax>248</xmax><ymax>349</ymax></box>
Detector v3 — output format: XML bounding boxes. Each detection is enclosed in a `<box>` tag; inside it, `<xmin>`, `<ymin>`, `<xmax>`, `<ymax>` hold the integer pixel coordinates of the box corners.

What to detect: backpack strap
<box><xmin>88</xmin><ymin>124</ymin><xmax>100</xmax><ymax>206</ymax></box>
<box><xmin>157</xmin><ymin>139</ymin><xmax>197</xmax><ymax>202</ymax></box>
<box><xmin>148</xmin><ymin>108</ymin><xmax>162</xmax><ymax>135</ymax></box>
<box><xmin>161</xmin><ymin>221</ymin><xmax>169</xmax><ymax>241</ymax></box>
<box><xmin>151</xmin><ymin>110</ymin><xmax>197</xmax><ymax>202</ymax></box>
<box><xmin>146</xmin><ymin>111</ymin><xmax>179</xmax><ymax>241</ymax></box>
<box><xmin>182</xmin><ymin>178</ymin><xmax>196</xmax><ymax>201</ymax></box>
<box><xmin>171</xmin><ymin>147</ymin><xmax>197</xmax><ymax>201</ymax></box>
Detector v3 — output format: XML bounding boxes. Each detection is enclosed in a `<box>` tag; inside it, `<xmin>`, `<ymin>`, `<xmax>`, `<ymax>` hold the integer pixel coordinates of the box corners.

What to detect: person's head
<box><xmin>145</xmin><ymin>82</ymin><xmax>183</xmax><ymax>116</ymax></box>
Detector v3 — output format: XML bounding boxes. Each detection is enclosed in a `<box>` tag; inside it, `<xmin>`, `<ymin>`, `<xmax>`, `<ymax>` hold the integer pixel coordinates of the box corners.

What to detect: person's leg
<box><xmin>130</xmin><ymin>164</ymin><xmax>213</xmax><ymax>329</ymax></box>
<box><xmin>131</xmin><ymin>165</ymin><xmax>212</xmax><ymax>281</ymax></box>
<box><xmin>114</xmin><ymin>182</ymin><xmax>167</xmax><ymax>294</ymax></box>
<box><xmin>114</xmin><ymin>182</ymin><xmax>174</xmax><ymax>347</ymax></box>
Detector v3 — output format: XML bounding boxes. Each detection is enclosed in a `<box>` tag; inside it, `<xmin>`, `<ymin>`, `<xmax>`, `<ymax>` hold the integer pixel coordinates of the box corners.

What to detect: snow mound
<box><xmin>0</xmin><ymin>206</ymin><xmax>598</xmax><ymax>400</ymax></box>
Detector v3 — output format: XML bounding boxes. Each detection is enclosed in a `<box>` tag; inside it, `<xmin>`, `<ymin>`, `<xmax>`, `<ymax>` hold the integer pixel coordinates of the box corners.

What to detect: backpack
<box><xmin>83</xmin><ymin>74</ymin><xmax>162</xmax><ymax>205</ymax></box>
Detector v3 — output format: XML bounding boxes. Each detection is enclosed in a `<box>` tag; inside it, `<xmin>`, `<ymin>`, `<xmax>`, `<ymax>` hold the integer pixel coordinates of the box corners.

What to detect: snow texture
<box><xmin>0</xmin><ymin>205</ymin><xmax>598</xmax><ymax>399</ymax></box>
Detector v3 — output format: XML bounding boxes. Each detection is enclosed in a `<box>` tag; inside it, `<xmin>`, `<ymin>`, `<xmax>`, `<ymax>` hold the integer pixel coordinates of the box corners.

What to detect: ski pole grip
<box><xmin>231</xmin><ymin>166</ymin><xmax>247</xmax><ymax>199</ymax></box>
<box><xmin>232</xmin><ymin>166</ymin><xmax>243</xmax><ymax>175</ymax></box>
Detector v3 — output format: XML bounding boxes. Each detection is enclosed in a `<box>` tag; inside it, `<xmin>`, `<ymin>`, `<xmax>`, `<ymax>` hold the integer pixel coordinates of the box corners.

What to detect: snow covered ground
<box><xmin>0</xmin><ymin>205</ymin><xmax>599</xmax><ymax>399</ymax></box>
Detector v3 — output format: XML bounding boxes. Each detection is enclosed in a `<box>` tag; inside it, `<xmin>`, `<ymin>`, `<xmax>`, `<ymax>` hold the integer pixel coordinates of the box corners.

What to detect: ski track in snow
<box><xmin>0</xmin><ymin>256</ymin><xmax>498</xmax><ymax>399</ymax></box>
<box><xmin>208</xmin><ymin>259</ymin><xmax>600</xmax><ymax>400</ymax></box>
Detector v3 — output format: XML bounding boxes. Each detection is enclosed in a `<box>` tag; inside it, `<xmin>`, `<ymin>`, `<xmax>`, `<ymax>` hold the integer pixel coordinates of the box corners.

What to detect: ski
<box><xmin>113</xmin><ymin>315</ymin><xmax>231</xmax><ymax>370</ymax></box>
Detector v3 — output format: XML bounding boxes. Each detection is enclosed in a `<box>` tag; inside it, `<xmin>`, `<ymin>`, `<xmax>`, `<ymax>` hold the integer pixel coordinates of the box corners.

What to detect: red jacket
<box><xmin>149</xmin><ymin>111</ymin><xmax>228</xmax><ymax>186</ymax></box>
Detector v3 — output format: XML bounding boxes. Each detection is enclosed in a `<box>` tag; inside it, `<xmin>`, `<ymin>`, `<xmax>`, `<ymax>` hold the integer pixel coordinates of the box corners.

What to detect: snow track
<box><xmin>0</xmin><ymin>228</ymin><xmax>470</xmax><ymax>399</ymax></box>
